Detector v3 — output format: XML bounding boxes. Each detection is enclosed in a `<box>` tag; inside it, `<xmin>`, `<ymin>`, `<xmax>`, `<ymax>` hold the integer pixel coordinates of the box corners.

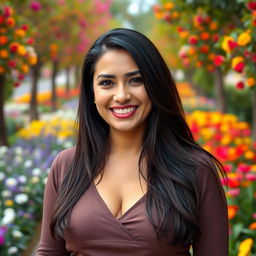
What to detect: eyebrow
<box><xmin>96</xmin><ymin>70</ymin><xmax>140</xmax><ymax>80</ymax></box>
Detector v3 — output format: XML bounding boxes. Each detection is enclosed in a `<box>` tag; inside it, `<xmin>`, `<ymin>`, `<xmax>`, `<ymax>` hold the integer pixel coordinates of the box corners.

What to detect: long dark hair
<box><xmin>50</xmin><ymin>28</ymin><xmax>225</xmax><ymax>245</ymax></box>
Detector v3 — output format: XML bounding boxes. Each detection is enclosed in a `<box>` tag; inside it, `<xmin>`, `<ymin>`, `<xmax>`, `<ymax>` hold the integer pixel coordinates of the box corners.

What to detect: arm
<box><xmin>36</xmin><ymin>153</ymin><xmax>71</xmax><ymax>256</ymax></box>
<box><xmin>192</xmin><ymin>158</ymin><xmax>229</xmax><ymax>256</ymax></box>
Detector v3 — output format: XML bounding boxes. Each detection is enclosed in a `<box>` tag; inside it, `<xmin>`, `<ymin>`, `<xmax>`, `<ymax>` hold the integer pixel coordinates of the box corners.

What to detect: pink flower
<box><xmin>237</xmin><ymin>164</ymin><xmax>251</xmax><ymax>173</ymax></box>
<box><xmin>246</xmin><ymin>173</ymin><xmax>256</xmax><ymax>181</ymax></box>
<box><xmin>227</xmin><ymin>188</ymin><xmax>240</xmax><ymax>197</ymax></box>
<box><xmin>223</xmin><ymin>164</ymin><xmax>232</xmax><ymax>173</ymax></box>
<box><xmin>30</xmin><ymin>1</ymin><xmax>42</xmax><ymax>11</ymax></box>
<box><xmin>252</xmin><ymin>213</ymin><xmax>256</xmax><ymax>219</ymax></box>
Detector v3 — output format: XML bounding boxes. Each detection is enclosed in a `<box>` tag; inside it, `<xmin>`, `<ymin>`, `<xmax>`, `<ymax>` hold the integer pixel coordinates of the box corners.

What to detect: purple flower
<box><xmin>30</xmin><ymin>1</ymin><xmax>42</xmax><ymax>11</ymax></box>
<box><xmin>0</xmin><ymin>226</ymin><xmax>7</xmax><ymax>245</ymax></box>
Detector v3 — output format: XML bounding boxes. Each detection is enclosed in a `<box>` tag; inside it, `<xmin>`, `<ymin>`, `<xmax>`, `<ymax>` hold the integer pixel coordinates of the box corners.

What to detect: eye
<box><xmin>129</xmin><ymin>77</ymin><xmax>143</xmax><ymax>85</ymax></box>
<box><xmin>98</xmin><ymin>80</ymin><xmax>114</xmax><ymax>86</ymax></box>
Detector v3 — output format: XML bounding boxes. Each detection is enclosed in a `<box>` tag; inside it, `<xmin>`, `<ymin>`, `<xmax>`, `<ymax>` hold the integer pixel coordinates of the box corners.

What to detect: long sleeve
<box><xmin>36</xmin><ymin>151</ymin><xmax>71</xmax><ymax>256</ymax></box>
<box><xmin>192</xmin><ymin>158</ymin><xmax>229</xmax><ymax>256</ymax></box>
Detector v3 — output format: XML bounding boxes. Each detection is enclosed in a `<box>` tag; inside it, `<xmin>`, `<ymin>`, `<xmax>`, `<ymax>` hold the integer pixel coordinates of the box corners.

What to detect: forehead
<box><xmin>94</xmin><ymin>49</ymin><xmax>139</xmax><ymax>76</ymax></box>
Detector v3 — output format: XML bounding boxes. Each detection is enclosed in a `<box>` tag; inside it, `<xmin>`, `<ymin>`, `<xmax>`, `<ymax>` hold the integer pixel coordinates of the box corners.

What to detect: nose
<box><xmin>113</xmin><ymin>85</ymin><xmax>131</xmax><ymax>103</ymax></box>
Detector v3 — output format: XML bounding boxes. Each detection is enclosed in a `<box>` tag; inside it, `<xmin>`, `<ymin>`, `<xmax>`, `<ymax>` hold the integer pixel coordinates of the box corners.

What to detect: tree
<box><xmin>0</xmin><ymin>2</ymin><xmax>37</xmax><ymax>145</ymax></box>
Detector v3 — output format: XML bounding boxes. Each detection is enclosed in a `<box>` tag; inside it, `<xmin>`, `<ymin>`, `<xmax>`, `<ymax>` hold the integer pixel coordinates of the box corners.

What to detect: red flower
<box><xmin>252</xmin><ymin>54</ymin><xmax>256</xmax><ymax>62</ymax></box>
<box><xmin>27</xmin><ymin>38</ymin><xmax>34</xmax><ymax>44</ymax></box>
<box><xmin>236</xmin><ymin>81</ymin><xmax>245</xmax><ymax>89</ymax></box>
<box><xmin>228</xmin><ymin>40</ymin><xmax>238</xmax><ymax>50</ymax></box>
<box><xmin>14</xmin><ymin>81</ymin><xmax>20</xmax><ymax>87</ymax></box>
<box><xmin>3</xmin><ymin>7</ymin><xmax>12</xmax><ymax>17</ymax></box>
<box><xmin>214</xmin><ymin>55</ymin><xmax>225</xmax><ymax>66</ymax></box>
<box><xmin>9</xmin><ymin>43</ymin><xmax>19</xmax><ymax>53</ymax></box>
<box><xmin>212</xmin><ymin>34</ymin><xmax>219</xmax><ymax>42</ymax></box>
<box><xmin>0</xmin><ymin>15</ymin><xmax>4</xmax><ymax>24</ymax></box>
<box><xmin>8</xmin><ymin>60</ymin><xmax>16</xmax><ymax>68</ymax></box>
<box><xmin>188</xmin><ymin>35</ymin><xmax>198</xmax><ymax>44</ymax></box>
<box><xmin>234</xmin><ymin>62</ymin><xmax>244</xmax><ymax>73</ymax></box>
<box><xmin>200</xmin><ymin>45</ymin><xmax>209</xmax><ymax>53</ymax></box>
<box><xmin>247</xmin><ymin>2</ymin><xmax>256</xmax><ymax>11</ymax></box>
<box><xmin>21</xmin><ymin>24</ymin><xmax>29</xmax><ymax>31</ymax></box>
<box><xmin>177</xmin><ymin>26</ymin><xmax>184</xmax><ymax>33</ymax></box>
<box><xmin>18</xmin><ymin>74</ymin><xmax>25</xmax><ymax>80</ymax></box>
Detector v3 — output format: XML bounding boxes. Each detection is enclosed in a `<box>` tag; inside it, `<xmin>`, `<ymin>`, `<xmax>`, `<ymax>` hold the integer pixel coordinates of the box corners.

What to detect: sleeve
<box><xmin>36</xmin><ymin>153</ymin><xmax>71</xmax><ymax>256</ymax></box>
<box><xmin>192</xmin><ymin>158</ymin><xmax>229</xmax><ymax>256</ymax></box>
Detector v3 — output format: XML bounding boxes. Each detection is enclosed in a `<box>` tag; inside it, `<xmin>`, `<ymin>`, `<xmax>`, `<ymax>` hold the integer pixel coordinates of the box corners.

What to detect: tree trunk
<box><xmin>252</xmin><ymin>89</ymin><xmax>256</xmax><ymax>141</ymax></box>
<box><xmin>51</xmin><ymin>60</ymin><xmax>58</xmax><ymax>111</ymax></box>
<box><xmin>0</xmin><ymin>75</ymin><xmax>8</xmax><ymax>146</ymax></box>
<box><xmin>184</xmin><ymin>68</ymin><xmax>205</xmax><ymax>97</ymax></box>
<box><xmin>29</xmin><ymin>61</ymin><xmax>42</xmax><ymax>121</ymax></box>
<box><xmin>214</xmin><ymin>67</ymin><xmax>226</xmax><ymax>113</ymax></box>
<box><xmin>66</xmin><ymin>67</ymin><xmax>70</xmax><ymax>93</ymax></box>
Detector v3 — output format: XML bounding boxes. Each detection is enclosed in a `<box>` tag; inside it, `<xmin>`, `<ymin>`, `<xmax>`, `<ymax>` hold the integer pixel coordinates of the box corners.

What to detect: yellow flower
<box><xmin>238</xmin><ymin>238</ymin><xmax>253</xmax><ymax>256</ymax></box>
<box><xmin>222</xmin><ymin>36</ymin><xmax>235</xmax><ymax>53</ymax></box>
<box><xmin>246</xmin><ymin>77</ymin><xmax>255</xmax><ymax>87</ymax></box>
<box><xmin>5</xmin><ymin>199</ymin><xmax>14</xmax><ymax>206</ymax></box>
<box><xmin>17</xmin><ymin>45</ymin><xmax>27</xmax><ymax>56</ymax></box>
<box><xmin>237</xmin><ymin>32</ymin><xmax>252</xmax><ymax>46</ymax></box>
<box><xmin>164</xmin><ymin>2</ymin><xmax>174</xmax><ymax>10</ymax></box>
<box><xmin>244</xmin><ymin>150</ymin><xmax>255</xmax><ymax>160</ymax></box>
<box><xmin>15</xmin><ymin>29</ymin><xmax>26</xmax><ymax>37</ymax></box>
<box><xmin>231</xmin><ymin>56</ymin><xmax>244</xmax><ymax>69</ymax></box>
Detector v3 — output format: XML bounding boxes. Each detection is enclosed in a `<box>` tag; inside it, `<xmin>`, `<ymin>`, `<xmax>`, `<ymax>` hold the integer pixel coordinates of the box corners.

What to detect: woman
<box><xmin>37</xmin><ymin>28</ymin><xmax>228</xmax><ymax>256</ymax></box>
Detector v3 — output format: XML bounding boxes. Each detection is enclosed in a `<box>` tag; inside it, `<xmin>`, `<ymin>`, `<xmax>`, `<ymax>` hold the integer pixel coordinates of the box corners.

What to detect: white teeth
<box><xmin>112</xmin><ymin>107</ymin><xmax>136</xmax><ymax>114</ymax></box>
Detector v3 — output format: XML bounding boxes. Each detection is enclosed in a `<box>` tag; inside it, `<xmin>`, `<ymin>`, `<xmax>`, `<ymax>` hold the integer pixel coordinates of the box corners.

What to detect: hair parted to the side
<box><xmin>50</xmin><ymin>28</ymin><xmax>226</xmax><ymax>246</ymax></box>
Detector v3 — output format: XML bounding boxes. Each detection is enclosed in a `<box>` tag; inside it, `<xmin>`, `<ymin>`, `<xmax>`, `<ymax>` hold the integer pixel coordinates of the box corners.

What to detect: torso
<box><xmin>94</xmin><ymin>152</ymin><xmax>148</xmax><ymax>218</ymax></box>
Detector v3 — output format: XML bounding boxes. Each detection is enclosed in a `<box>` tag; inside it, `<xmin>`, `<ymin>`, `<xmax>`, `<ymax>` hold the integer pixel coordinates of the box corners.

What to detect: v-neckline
<box><xmin>92</xmin><ymin>182</ymin><xmax>146</xmax><ymax>221</ymax></box>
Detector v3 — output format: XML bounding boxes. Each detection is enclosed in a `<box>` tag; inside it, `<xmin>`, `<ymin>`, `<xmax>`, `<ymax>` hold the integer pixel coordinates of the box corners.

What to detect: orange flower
<box><xmin>0</xmin><ymin>66</ymin><xmax>5</xmax><ymax>73</ymax></box>
<box><xmin>17</xmin><ymin>45</ymin><xmax>27</xmax><ymax>56</ymax></box>
<box><xmin>171</xmin><ymin>11</ymin><xmax>179</xmax><ymax>19</ymax></box>
<box><xmin>28</xmin><ymin>55</ymin><xmax>37</xmax><ymax>65</ymax></box>
<box><xmin>0</xmin><ymin>28</ymin><xmax>7</xmax><ymax>33</ymax></box>
<box><xmin>15</xmin><ymin>29</ymin><xmax>26</xmax><ymax>37</ymax></box>
<box><xmin>164</xmin><ymin>2</ymin><xmax>174</xmax><ymax>10</ymax></box>
<box><xmin>21</xmin><ymin>64</ymin><xmax>29</xmax><ymax>73</ymax></box>
<box><xmin>244</xmin><ymin>150</ymin><xmax>255</xmax><ymax>159</ymax></box>
<box><xmin>200</xmin><ymin>44</ymin><xmax>209</xmax><ymax>53</ymax></box>
<box><xmin>0</xmin><ymin>49</ymin><xmax>9</xmax><ymax>58</ymax></box>
<box><xmin>246</xmin><ymin>77</ymin><xmax>255</xmax><ymax>87</ymax></box>
<box><xmin>6</xmin><ymin>17</ymin><xmax>15</xmax><ymax>27</ymax></box>
<box><xmin>200</xmin><ymin>32</ymin><xmax>210</xmax><ymax>40</ymax></box>
<box><xmin>0</xmin><ymin>35</ymin><xmax>8</xmax><ymax>45</ymax></box>
<box><xmin>208</xmin><ymin>53</ymin><xmax>215</xmax><ymax>60</ymax></box>
<box><xmin>206</xmin><ymin>64</ymin><xmax>214</xmax><ymax>71</ymax></box>
<box><xmin>209</xmin><ymin>21</ymin><xmax>218</xmax><ymax>31</ymax></box>
<box><xmin>228</xmin><ymin>205</ymin><xmax>238</xmax><ymax>219</ymax></box>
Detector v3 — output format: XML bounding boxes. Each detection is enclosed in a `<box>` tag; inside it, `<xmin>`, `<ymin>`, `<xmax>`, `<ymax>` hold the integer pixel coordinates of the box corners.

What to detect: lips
<box><xmin>110</xmin><ymin>105</ymin><xmax>138</xmax><ymax>119</ymax></box>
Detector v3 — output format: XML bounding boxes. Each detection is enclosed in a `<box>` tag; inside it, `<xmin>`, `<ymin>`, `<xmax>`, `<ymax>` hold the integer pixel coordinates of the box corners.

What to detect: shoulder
<box><xmin>48</xmin><ymin>147</ymin><xmax>76</xmax><ymax>192</ymax></box>
<box><xmin>192</xmin><ymin>149</ymin><xmax>226</xmax><ymax>204</ymax></box>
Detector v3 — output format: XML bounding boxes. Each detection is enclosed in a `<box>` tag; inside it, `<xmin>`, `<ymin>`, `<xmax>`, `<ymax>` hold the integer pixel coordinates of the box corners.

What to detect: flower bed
<box><xmin>0</xmin><ymin>112</ymin><xmax>75</xmax><ymax>255</ymax></box>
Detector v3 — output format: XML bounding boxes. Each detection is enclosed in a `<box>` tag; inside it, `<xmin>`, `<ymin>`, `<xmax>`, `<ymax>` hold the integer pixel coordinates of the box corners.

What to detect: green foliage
<box><xmin>225</xmin><ymin>86</ymin><xmax>252</xmax><ymax>125</ymax></box>
<box><xmin>192</xmin><ymin>68</ymin><xmax>214</xmax><ymax>98</ymax></box>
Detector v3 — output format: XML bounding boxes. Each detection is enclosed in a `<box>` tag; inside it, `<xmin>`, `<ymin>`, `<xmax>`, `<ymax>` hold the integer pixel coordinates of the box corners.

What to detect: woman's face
<box><xmin>93</xmin><ymin>49</ymin><xmax>152</xmax><ymax>134</ymax></box>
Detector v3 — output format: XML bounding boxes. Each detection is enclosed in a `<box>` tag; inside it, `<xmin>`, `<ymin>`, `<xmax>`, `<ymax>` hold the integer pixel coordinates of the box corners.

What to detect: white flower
<box><xmin>24</xmin><ymin>160</ymin><xmax>33</xmax><ymax>168</ymax></box>
<box><xmin>31</xmin><ymin>176</ymin><xmax>40</xmax><ymax>183</ymax></box>
<box><xmin>5</xmin><ymin>177</ymin><xmax>18</xmax><ymax>187</ymax></box>
<box><xmin>2</xmin><ymin>190</ymin><xmax>12</xmax><ymax>198</ymax></box>
<box><xmin>18</xmin><ymin>175</ymin><xmax>27</xmax><ymax>184</ymax></box>
<box><xmin>14</xmin><ymin>155</ymin><xmax>22</xmax><ymax>164</ymax></box>
<box><xmin>8</xmin><ymin>246</ymin><xmax>18</xmax><ymax>254</ymax></box>
<box><xmin>0</xmin><ymin>171</ymin><xmax>5</xmax><ymax>181</ymax></box>
<box><xmin>32</xmin><ymin>168</ymin><xmax>41</xmax><ymax>176</ymax></box>
<box><xmin>14</xmin><ymin>146</ymin><xmax>23</xmax><ymax>155</ymax></box>
<box><xmin>43</xmin><ymin>177</ymin><xmax>48</xmax><ymax>184</ymax></box>
<box><xmin>14</xmin><ymin>193</ymin><xmax>28</xmax><ymax>204</ymax></box>
<box><xmin>0</xmin><ymin>146</ymin><xmax>8</xmax><ymax>155</ymax></box>
<box><xmin>63</xmin><ymin>141</ymin><xmax>73</xmax><ymax>148</ymax></box>
<box><xmin>12</xmin><ymin>230</ymin><xmax>23</xmax><ymax>238</ymax></box>
<box><xmin>2</xmin><ymin>208</ymin><xmax>15</xmax><ymax>225</ymax></box>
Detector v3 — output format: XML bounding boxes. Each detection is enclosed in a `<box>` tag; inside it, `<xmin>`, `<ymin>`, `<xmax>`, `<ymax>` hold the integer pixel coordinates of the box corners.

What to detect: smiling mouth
<box><xmin>110</xmin><ymin>106</ymin><xmax>138</xmax><ymax>119</ymax></box>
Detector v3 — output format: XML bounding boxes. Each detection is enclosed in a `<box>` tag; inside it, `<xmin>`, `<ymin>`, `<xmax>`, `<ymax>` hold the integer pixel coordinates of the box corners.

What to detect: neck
<box><xmin>109</xmin><ymin>126</ymin><xmax>145</xmax><ymax>156</ymax></box>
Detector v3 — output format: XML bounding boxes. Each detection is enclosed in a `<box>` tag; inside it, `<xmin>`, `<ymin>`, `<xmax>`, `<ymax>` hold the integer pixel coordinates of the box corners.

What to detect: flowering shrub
<box><xmin>219</xmin><ymin>1</ymin><xmax>256</xmax><ymax>90</ymax></box>
<box><xmin>0</xmin><ymin>4</ymin><xmax>37</xmax><ymax>86</ymax></box>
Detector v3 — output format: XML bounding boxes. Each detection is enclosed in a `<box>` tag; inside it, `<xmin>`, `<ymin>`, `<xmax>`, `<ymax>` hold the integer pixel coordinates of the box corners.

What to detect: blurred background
<box><xmin>0</xmin><ymin>0</ymin><xmax>256</xmax><ymax>255</ymax></box>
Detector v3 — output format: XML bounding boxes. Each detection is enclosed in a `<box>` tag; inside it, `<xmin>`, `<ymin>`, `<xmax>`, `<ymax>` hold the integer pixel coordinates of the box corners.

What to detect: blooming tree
<box><xmin>0</xmin><ymin>2</ymin><xmax>37</xmax><ymax>146</ymax></box>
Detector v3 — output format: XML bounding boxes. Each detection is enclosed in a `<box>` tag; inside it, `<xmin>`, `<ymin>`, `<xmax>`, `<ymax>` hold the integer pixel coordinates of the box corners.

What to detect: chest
<box><xmin>94</xmin><ymin>157</ymin><xmax>147</xmax><ymax>218</ymax></box>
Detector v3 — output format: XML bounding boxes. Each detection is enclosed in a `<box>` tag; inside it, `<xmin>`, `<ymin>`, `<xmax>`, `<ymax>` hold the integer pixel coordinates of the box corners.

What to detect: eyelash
<box><xmin>98</xmin><ymin>77</ymin><xmax>143</xmax><ymax>86</ymax></box>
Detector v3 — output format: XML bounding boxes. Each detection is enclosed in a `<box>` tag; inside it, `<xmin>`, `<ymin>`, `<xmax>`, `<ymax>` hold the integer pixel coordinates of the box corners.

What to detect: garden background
<box><xmin>0</xmin><ymin>0</ymin><xmax>256</xmax><ymax>255</ymax></box>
